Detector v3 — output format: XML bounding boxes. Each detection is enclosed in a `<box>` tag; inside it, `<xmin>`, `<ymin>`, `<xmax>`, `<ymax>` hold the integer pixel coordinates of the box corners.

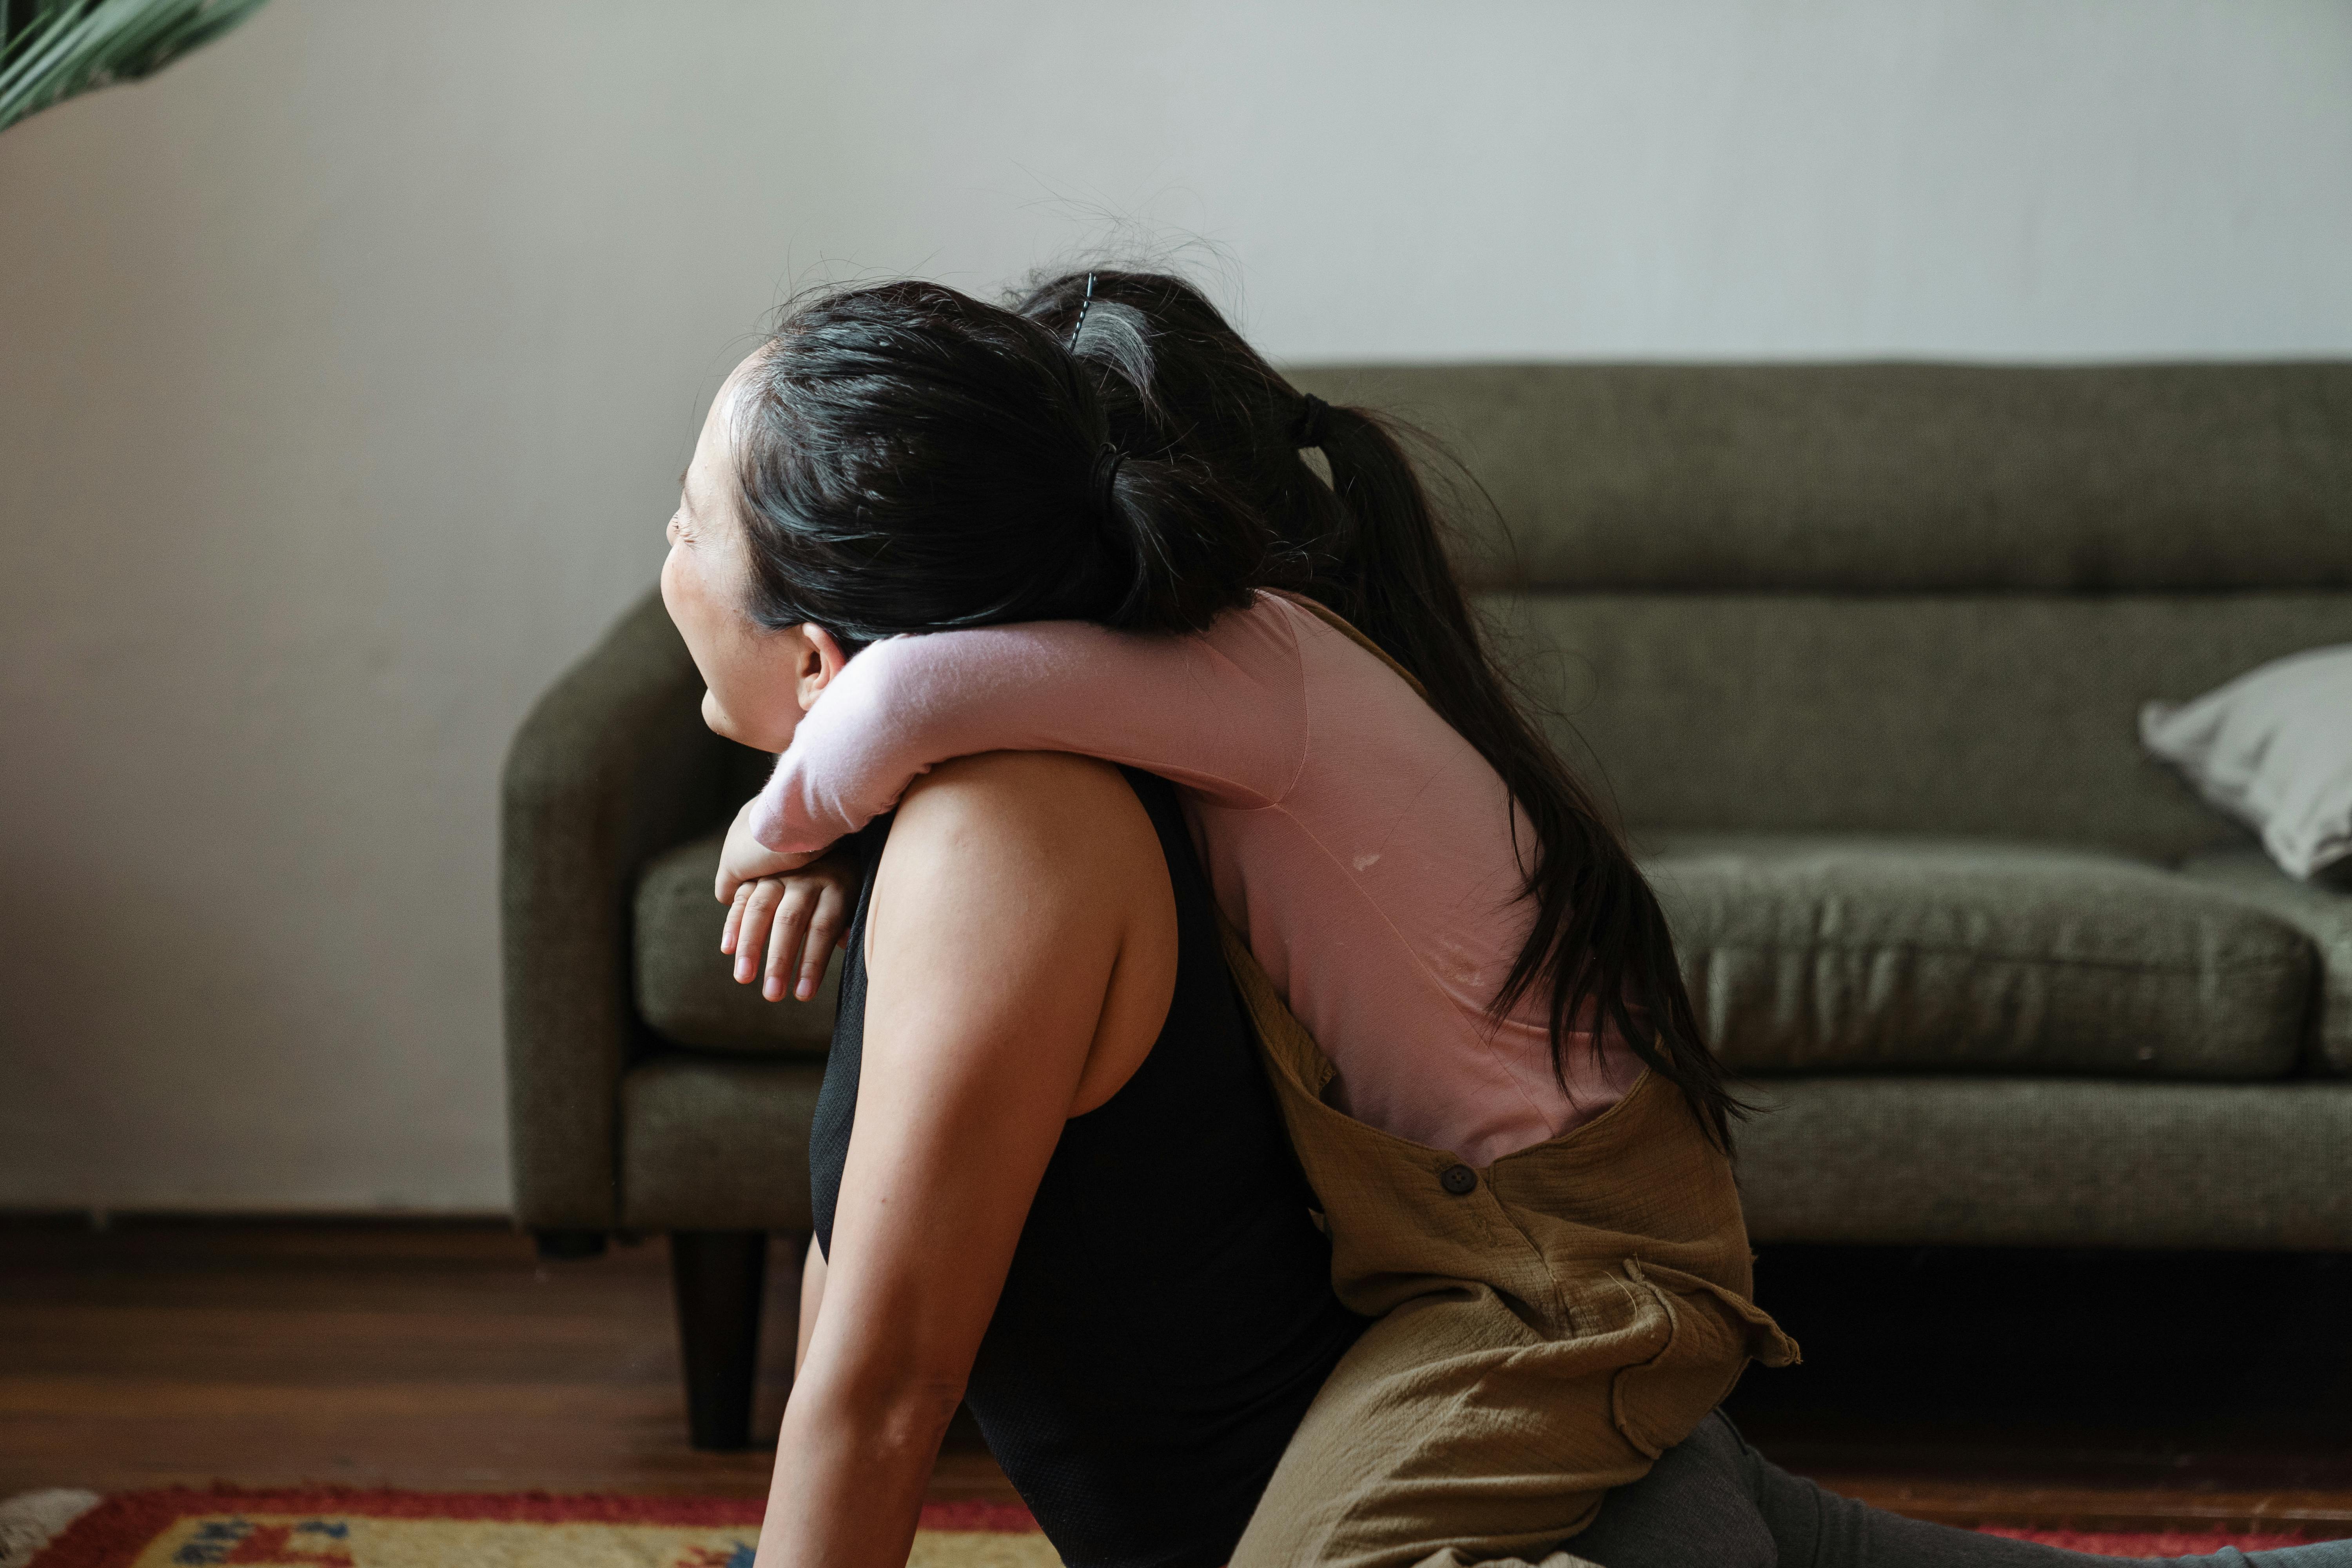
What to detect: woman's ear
<box><xmin>795</xmin><ymin>624</ymin><xmax>851</xmax><ymax>712</ymax></box>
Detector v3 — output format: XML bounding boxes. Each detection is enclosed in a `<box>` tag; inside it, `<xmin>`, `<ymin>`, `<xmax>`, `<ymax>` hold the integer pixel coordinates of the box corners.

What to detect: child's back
<box><xmin>750</xmin><ymin>589</ymin><xmax>1643</xmax><ymax>1166</ymax></box>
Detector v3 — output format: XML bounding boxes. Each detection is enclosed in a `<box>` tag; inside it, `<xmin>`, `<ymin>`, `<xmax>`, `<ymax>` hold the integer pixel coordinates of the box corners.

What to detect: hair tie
<box><xmin>1091</xmin><ymin>441</ymin><xmax>1127</xmax><ymax>520</ymax></box>
<box><xmin>1294</xmin><ymin>393</ymin><xmax>1331</xmax><ymax>448</ymax></box>
<box><xmin>1067</xmin><ymin>271</ymin><xmax>1098</xmax><ymax>352</ymax></box>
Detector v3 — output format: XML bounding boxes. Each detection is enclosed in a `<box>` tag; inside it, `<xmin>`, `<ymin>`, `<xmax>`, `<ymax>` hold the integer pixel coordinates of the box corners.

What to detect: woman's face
<box><xmin>661</xmin><ymin>353</ymin><xmax>844</xmax><ymax>753</ymax></box>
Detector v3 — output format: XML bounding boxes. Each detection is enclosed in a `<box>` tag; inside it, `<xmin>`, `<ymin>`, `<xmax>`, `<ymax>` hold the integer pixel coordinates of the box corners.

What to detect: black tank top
<box><xmin>809</xmin><ymin>768</ymin><xmax>1364</xmax><ymax>1568</ymax></box>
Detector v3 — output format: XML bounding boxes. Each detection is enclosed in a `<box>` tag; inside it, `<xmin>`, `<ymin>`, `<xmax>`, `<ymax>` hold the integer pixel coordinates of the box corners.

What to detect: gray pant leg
<box><xmin>1737</xmin><ymin>1418</ymin><xmax>2352</xmax><ymax>1568</ymax></box>
<box><xmin>1577</xmin><ymin>1412</ymin><xmax>2352</xmax><ymax>1568</ymax></box>
<box><xmin>1568</xmin><ymin>1412</ymin><xmax>1774</xmax><ymax>1568</ymax></box>
<box><xmin>1573</xmin><ymin>1412</ymin><xmax>2103</xmax><ymax>1568</ymax></box>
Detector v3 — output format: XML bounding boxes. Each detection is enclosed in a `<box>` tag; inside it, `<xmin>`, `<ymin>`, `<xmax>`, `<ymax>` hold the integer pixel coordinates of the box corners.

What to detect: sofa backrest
<box><xmin>1288</xmin><ymin>363</ymin><xmax>2352</xmax><ymax>859</ymax></box>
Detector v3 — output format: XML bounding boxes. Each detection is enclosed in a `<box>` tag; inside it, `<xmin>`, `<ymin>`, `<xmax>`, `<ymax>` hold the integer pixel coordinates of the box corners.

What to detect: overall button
<box><xmin>1439</xmin><ymin>1164</ymin><xmax>1478</xmax><ymax>1196</ymax></box>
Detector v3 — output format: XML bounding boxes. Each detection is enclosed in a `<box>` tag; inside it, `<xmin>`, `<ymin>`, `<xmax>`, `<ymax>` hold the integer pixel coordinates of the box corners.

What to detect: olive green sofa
<box><xmin>503</xmin><ymin>362</ymin><xmax>2352</xmax><ymax>1446</ymax></box>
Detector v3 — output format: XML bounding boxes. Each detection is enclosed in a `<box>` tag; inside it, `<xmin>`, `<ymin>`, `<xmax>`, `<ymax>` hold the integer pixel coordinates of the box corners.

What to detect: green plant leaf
<box><xmin>1</xmin><ymin>0</ymin><xmax>268</xmax><ymax>136</ymax></box>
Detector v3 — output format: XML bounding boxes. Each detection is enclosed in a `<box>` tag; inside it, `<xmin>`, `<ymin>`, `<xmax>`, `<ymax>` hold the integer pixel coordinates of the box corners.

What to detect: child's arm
<box><xmin>722</xmin><ymin>606</ymin><xmax>1303</xmax><ymax>995</ymax></box>
<box><xmin>717</xmin><ymin>797</ymin><xmax>817</xmax><ymax>904</ymax></box>
<box><xmin>744</xmin><ymin>609</ymin><xmax>1304</xmax><ymax>856</ymax></box>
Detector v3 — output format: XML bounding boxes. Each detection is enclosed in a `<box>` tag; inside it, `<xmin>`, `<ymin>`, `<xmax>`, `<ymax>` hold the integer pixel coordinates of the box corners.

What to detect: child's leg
<box><xmin>1217</xmin><ymin>929</ymin><xmax>1788</xmax><ymax>1567</ymax></box>
<box><xmin>1229</xmin><ymin>1286</ymin><xmax>1656</xmax><ymax>1568</ymax></box>
<box><xmin>1747</xmin><ymin>1451</ymin><xmax>2352</xmax><ymax>1568</ymax></box>
<box><xmin>1544</xmin><ymin>1411</ymin><xmax>1773</xmax><ymax>1568</ymax></box>
<box><xmin>1579</xmin><ymin>1412</ymin><xmax>2352</xmax><ymax>1568</ymax></box>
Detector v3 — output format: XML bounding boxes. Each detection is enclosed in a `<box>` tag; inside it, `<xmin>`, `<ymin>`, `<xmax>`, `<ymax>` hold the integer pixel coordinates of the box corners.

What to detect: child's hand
<box><xmin>716</xmin><ymin>797</ymin><xmax>821</xmax><ymax>904</ymax></box>
<box><xmin>720</xmin><ymin>848</ymin><xmax>859</xmax><ymax>1002</ymax></box>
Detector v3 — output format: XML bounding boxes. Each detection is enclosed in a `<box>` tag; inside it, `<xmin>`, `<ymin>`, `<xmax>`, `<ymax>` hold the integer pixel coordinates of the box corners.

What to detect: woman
<box><xmin>662</xmin><ymin>272</ymin><xmax>2350</xmax><ymax>1568</ymax></box>
<box><xmin>663</xmin><ymin>320</ymin><xmax>1363</xmax><ymax>1568</ymax></box>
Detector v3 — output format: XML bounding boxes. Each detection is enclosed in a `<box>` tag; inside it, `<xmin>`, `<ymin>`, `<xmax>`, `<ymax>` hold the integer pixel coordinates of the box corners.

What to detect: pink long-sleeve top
<box><xmin>750</xmin><ymin>590</ymin><xmax>1644</xmax><ymax>1165</ymax></box>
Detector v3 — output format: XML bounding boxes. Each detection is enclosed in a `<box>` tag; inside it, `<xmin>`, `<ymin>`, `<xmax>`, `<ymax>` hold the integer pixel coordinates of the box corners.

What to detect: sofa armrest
<box><xmin>501</xmin><ymin>588</ymin><xmax>744</xmax><ymax>1230</ymax></box>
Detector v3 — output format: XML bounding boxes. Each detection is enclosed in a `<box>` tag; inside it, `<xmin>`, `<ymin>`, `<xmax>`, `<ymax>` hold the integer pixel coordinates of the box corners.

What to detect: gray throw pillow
<box><xmin>2141</xmin><ymin>644</ymin><xmax>2352</xmax><ymax>882</ymax></box>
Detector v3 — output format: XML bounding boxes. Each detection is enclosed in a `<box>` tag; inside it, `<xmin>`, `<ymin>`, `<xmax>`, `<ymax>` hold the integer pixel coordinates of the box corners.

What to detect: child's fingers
<box><xmin>734</xmin><ymin>880</ymin><xmax>786</xmax><ymax>985</ymax></box>
<box><xmin>763</xmin><ymin>882</ymin><xmax>820</xmax><ymax>1002</ymax></box>
<box><xmin>797</xmin><ymin>884</ymin><xmax>849</xmax><ymax>1001</ymax></box>
<box><xmin>719</xmin><ymin>848</ymin><xmax>820</xmax><ymax>904</ymax></box>
<box><xmin>720</xmin><ymin>882</ymin><xmax>752</xmax><ymax>956</ymax></box>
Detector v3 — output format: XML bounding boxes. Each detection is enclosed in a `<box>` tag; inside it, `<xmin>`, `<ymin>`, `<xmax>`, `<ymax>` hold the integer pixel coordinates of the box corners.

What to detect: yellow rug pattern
<box><xmin>22</xmin><ymin>1488</ymin><xmax>1061</xmax><ymax>1568</ymax></box>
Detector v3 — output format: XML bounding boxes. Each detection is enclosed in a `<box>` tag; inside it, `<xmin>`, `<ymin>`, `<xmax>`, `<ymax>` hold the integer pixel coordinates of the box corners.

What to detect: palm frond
<box><xmin>0</xmin><ymin>0</ymin><xmax>267</xmax><ymax>136</ymax></box>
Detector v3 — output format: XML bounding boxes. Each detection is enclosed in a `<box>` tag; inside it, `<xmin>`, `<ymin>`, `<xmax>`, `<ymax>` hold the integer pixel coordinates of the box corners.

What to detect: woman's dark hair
<box><xmin>730</xmin><ymin>270</ymin><xmax>1741</xmax><ymax>1147</ymax></box>
<box><xmin>730</xmin><ymin>279</ymin><xmax>1267</xmax><ymax>649</ymax></box>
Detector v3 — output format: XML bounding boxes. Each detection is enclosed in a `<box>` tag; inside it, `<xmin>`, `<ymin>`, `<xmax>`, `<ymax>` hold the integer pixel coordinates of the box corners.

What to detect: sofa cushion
<box><xmin>1735</xmin><ymin>1077</ymin><xmax>2352</xmax><ymax>1249</ymax></box>
<box><xmin>1488</xmin><ymin>592</ymin><xmax>2352</xmax><ymax>860</ymax></box>
<box><xmin>635</xmin><ymin>831</ymin><xmax>840</xmax><ymax>1054</ymax></box>
<box><xmin>1637</xmin><ymin>835</ymin><xmax>2313</xmax><ymax>1079</ymax></box>
<box><xmin>1288</xmin><ymin>363</ymin><xmax>2352</xmax><ymax>594</ymax></box>
<box><xmin>2176</xmin><ymin>847</ymin><xmax>2352</xmax><ymax>1076</ymax></box>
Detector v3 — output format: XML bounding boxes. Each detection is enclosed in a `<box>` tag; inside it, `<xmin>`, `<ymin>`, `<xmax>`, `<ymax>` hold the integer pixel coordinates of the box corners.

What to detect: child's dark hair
<box><xmin>730</xmin><ymin>270</ymin><xmax>1741</xmax><ymax>1148</ymax></box>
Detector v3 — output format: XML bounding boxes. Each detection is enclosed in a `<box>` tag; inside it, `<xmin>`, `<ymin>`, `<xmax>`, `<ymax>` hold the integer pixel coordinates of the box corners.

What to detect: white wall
<box><xmin>3</xmin><ymin>0</ymin><xmax>2348</xmax><ymax>1212</ymax></box>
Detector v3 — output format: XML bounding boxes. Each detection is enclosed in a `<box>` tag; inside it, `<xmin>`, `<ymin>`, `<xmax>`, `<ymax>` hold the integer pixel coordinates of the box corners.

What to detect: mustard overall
<box><xmin>1226</xmin><ymin>606</ymin><xmax>1800</xmax><ymax>1568</ymax></box>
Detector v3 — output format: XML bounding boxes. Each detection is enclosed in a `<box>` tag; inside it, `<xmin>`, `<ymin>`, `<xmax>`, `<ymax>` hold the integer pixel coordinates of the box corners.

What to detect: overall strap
<box><xmin>1275</xmin><ymin>591</ymin><xmax>1434</xmax><ymax>702</ymax></box>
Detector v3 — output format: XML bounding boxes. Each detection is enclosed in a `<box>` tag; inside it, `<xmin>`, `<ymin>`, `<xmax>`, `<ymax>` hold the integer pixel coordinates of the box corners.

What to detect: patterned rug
<box><xmin>0</xmin><ymin>1486</ymin><xmax>2328</xmax><ymax>1566</ymax></box>
<box><xmin>4</xmin><ymin>1489</ymin><xmax>1053</xmax><ymax>1568</ymax></box>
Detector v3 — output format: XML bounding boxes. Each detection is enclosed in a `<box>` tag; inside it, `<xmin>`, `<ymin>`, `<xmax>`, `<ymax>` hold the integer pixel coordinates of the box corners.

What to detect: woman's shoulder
<box><xmin>892</xmin><ymin>750</ymin><xmax>1150</xmax><ymax>849</ymax></box>
<box><xmin>881</xmin><ymin>753</ymin><xmax>1178</xmax><ymax>1115</ymax></box>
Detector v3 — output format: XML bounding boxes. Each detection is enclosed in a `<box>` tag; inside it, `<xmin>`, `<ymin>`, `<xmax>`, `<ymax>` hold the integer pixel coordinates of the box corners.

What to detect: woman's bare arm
<box><xmin>794</xmin><ymin>1239</ymin><xmax>824</xmax><ymax>1377</ymax></box>
<box><xmin>754</xmin><ymin>751</ymin><xmax>1176</xmax><ymax>1568</ymax></box>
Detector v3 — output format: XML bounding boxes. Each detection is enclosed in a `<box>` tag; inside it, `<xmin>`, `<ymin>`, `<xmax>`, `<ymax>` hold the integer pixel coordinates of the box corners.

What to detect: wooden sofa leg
<box><xmin>669</xmin><ymin>1230</ymin><xmax>768</xmax><ymax>1451</ymax></box>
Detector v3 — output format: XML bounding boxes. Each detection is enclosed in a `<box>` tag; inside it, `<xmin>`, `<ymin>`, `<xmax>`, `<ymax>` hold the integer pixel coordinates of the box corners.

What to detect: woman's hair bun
<box><xmin>727</xmin><ymin>278</ymin><xmax>1267</xmax><ymax>644</ymax></box>
<box><xmin>1092</xmin><ymin>449</ymin><xmax>1267</xmax><ymax>633</ymax></box>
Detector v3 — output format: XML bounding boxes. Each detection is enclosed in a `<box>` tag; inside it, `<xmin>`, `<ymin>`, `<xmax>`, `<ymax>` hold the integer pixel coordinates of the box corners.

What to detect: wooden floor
<box><xmin>4</xmin><ymin>1218</ymin><xmax>2349</xmax><ymax>1537</ymax></box>
<box><xmin>1726</xmin><ymin>1243</ymin><xmax>2352</xmax><ymax>1533</ymax></box>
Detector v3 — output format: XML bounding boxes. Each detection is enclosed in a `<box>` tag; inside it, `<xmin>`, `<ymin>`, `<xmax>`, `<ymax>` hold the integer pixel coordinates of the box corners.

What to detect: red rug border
<box><xmin>31</xmin><ymin>1486</ymin><xmax>1038</xmax><ymax>1568</ymax></box>
<box><xmin>28</xmin><ymin>1484</ymin><xmax>2334</xmax><ymax>1567</ymax></box>
<box><xmin>1978</xmin><ymin>1524</ymin><xmax>2319</xmax><ymax>1554</ymax></box>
